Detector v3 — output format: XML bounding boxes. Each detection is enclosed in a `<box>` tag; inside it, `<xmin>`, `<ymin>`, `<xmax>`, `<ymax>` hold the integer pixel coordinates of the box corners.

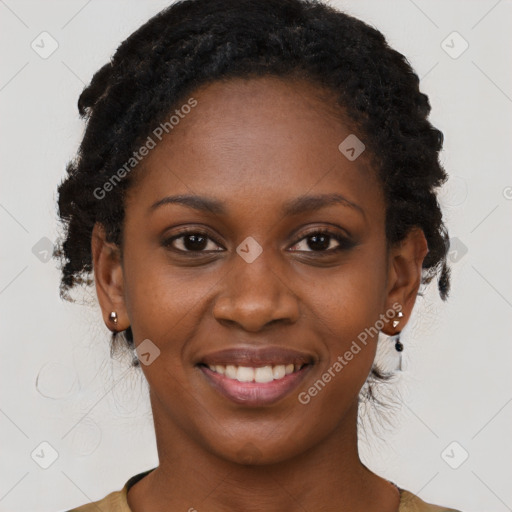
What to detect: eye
<box><xmin>162</xmin><ymin>227</ymin><xmax>354</xmax><ymax>254</ymax></box>
<box><xmin>163</xmin><ymin>229</ymin><xmax>224</xmax><ymax>253</ymax></box>
<box><xmin>289</xmin><ymin>229</ymin><xmax>353</xmax><ymax>253</ymax></box>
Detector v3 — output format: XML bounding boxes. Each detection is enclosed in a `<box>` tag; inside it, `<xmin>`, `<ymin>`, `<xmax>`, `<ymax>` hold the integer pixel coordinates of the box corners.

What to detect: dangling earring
<box><xmin>109</xmin><ymin>311</ymin><xmax>118</xmax><ymax>332</ymax></box>
<box><xmin>393</xmin><ymin>310</ymin><xmax>404</xmax><ymax>371</ymax></box>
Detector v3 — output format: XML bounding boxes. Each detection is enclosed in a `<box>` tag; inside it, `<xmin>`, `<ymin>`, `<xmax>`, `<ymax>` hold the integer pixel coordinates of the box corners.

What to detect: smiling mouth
<box><xmin>197</xmin><ymin>362</ymin><xmax>312</xmax><ymax>406</ymax></box>
<box><xmin>200</xmin><ymin>363</ymin><xmax>307</xmax><ymax>383</ymax></box>
<box><xmin>196</xmin><ymin>346</ymin><xmax>315</xmax><ymax>406</ymax></box>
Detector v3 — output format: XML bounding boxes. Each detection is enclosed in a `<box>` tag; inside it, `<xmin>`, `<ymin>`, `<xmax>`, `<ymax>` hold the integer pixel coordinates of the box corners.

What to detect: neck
<box><xmin>127</xmin><ymin>396</ymin><xmax>400</xmax><ymax>512</ymax></box>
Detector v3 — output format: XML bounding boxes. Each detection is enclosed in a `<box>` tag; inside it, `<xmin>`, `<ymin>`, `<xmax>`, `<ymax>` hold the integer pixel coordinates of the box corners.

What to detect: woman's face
<box><xmin>94</xmin><ymin>76</ymin><xmax>425</xmax><ymax>465</ymax></box>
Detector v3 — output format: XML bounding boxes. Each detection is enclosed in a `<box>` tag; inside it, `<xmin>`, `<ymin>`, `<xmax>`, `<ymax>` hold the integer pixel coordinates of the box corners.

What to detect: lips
<box><xmin>196</xmin><ymin>347</ymin><xmax>315</xmax><ymax>406</ymax></box>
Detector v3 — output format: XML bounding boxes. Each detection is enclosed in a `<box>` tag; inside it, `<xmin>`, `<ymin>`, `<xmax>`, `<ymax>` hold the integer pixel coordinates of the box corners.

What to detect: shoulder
<box><xmin>399</xmin><ymin>488</ymin><xmax>463</xmax><ymax>512</ymax></box>
<box><xmin>65</xmin><ymin>488</ymin><xmax>129</xmax><ymax>512</ymax></box>
<box><xmin>65</xmin><ymin>467</ymin><xmax>156</xmax><ymax>512</ymax></box>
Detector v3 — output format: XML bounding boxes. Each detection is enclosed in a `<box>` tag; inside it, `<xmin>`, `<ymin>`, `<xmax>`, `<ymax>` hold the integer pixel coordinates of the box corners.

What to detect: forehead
<box><xmin>126</xmin><ymin>76</ymin><xmax>383</xmax><ymax>218</ymax></box>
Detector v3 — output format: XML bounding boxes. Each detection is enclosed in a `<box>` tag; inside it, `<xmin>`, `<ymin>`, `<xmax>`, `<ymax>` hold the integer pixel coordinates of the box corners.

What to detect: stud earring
<box><xmin>392</xmin><ymin>310</ymin><xmax>404</xmax><ymax>329</ymax></box>
<box><xmin>109</xmin><ymin>311</ymin><xmax>118</xmax><ymax>325</ymax></box>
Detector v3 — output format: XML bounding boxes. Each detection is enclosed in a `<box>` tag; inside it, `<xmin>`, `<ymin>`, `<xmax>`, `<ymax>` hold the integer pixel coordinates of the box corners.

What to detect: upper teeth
<box><xmin>207</xmin><ymin>364</ymin><xmax>302</xmax><ymax>383</ymax></box>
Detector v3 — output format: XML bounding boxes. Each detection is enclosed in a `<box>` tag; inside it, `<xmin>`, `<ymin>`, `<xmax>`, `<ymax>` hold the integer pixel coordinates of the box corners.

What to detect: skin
<box><xmin>91</xmin><ymin>76</ymin><xmax>428</xmax><ymax>512</ymax></box>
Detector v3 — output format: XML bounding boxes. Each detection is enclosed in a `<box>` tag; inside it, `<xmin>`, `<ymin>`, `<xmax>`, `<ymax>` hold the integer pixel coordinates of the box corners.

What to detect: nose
<box><xmin>212</xmin><ymin>250</ymin><xmax>301</xmax><ymax>332</ymax></box>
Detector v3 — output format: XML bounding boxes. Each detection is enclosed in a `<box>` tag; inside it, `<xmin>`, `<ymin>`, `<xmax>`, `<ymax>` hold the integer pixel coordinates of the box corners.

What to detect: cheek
<box><xmin>299</xmin><ymin>242</ymin><xmax>388</xmax><ymax>384</ymax></box>
<box><xmin>294</xmin><ymin>300</ymin><xmax>385</xmax><ymax>428</ymax></box>
<box><xmin>123</xmin><ymin>257</ymin><xmax>214</xmax><ymax>345</ymax></box>
<box><xmin>121</xmin><ymin>238</ymin><xmax>232</xmax><ymax>377</ymax></box>
<box><xmin>305</xmin><ymin>244</ymin><xmax>388</xmax><ymax>337</ymax></box>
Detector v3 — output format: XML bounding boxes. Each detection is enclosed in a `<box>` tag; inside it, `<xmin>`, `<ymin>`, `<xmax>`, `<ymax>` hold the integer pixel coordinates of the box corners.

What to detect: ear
<box><xmin>381</xmin><ymin>227</ymin><xmax>429</xmax><ymax>335</ymax></box>
<box><xmin>91</xmin><ymin>222</ymin><xmax>129</xmax><ymax>332</ymax></box>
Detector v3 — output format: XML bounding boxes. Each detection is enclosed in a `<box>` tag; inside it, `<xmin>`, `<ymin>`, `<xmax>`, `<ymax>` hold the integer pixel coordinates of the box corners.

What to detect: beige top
<box><xmin>66</xmin><ymin>468</ymin><xmax>462</xmax><ymax>512</ymax></box>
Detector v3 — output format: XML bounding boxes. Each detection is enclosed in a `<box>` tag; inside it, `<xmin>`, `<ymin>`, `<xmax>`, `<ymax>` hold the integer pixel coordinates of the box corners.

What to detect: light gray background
<box><xmin>1</xmin><ymin>1</ymin><xmax>511</xmax><ymax>511</ymax></box>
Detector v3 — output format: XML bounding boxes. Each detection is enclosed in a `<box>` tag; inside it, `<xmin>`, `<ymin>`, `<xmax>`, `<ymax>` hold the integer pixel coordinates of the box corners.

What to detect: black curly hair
<box><xmin>53</xmin><ymin>0</ymin><xmax>451</xmax><ymax>374</ymax></box>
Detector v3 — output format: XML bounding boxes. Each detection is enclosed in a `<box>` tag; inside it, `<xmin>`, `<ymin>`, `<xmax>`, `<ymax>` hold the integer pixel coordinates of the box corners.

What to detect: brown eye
<box><xmin>163</xmin><ymin>230</ymin><xmax>224</xmax><ymax>252</ymax></box>
<box><xmin>289</xmin><ymin>230</ymin><xmax>354</xmax><ymax>253</ymax></box>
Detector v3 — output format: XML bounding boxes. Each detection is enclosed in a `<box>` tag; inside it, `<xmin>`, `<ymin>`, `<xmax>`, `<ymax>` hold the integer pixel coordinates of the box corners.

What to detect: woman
<box><xmin>55</xmin><ymin>0</ymin><xmax>461</xmax><ymax>510</ymax></box>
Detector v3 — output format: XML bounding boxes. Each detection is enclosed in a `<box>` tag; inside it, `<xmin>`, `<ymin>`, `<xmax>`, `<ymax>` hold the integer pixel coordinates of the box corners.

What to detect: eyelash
<box><xmin>162</xmin><ymin>227</ymin><xmax>353</xmax><ymax>255</ymax></box>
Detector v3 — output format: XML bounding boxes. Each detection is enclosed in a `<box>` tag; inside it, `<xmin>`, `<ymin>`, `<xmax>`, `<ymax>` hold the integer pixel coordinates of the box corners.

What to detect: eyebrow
<box><xmin>149</xmin><ymin>193</ymin><xmax>365</xmax><ymax>217</ymax></box>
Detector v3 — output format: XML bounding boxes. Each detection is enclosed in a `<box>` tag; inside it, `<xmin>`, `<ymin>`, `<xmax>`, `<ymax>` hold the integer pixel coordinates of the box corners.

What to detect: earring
<box><xmin>109</xmin><ymin>311</ymin><xmax>118</xmax><ymax>327</ymax></box>
<box><xmin>392</xmin><ymin>310</ymin><xmax>404</xmax><ymax>329</ymax></box>
<box><xmin>393</xmin><ymin>310</ymin><xmax>404</xmax><ymax>371</ymax></box>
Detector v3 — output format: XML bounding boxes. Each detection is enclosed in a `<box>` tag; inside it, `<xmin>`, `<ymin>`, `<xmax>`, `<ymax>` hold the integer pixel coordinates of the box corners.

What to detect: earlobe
<box><xmin>91</xmin><ymin>222</ymin><xmax>129</xmax><ymax>332</ymax></box>
<box><xmin>382</xmin><ymin>227</ymin><xmax>428</xmax><ymax>335</ymax></box>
